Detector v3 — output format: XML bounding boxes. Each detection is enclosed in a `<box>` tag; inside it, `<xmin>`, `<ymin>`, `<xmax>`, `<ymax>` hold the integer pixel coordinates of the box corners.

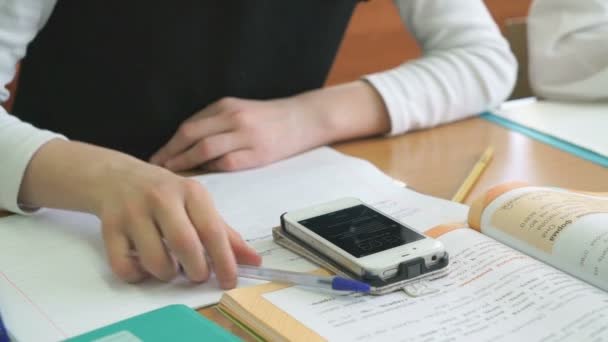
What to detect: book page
<box><xmin>480</xmin><ymin>187</ymin><xmax>608</xmax><ymax>291</ymax></box>
<box><xmin>264</xmin><ymin>228</ymin><xmax>608</xmax><ymax>342</ymax></box>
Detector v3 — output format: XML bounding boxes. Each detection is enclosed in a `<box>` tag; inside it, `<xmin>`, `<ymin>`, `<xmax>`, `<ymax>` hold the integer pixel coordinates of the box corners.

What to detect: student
<box><xmin>528</xmin><ymin>0</ymin><xmax>608</xmax><ymax>101</ymax></box>
<box><xmin>0</xmin><ymin>0</ymin><xmax>516</xmax><ymax>287</ymax></box>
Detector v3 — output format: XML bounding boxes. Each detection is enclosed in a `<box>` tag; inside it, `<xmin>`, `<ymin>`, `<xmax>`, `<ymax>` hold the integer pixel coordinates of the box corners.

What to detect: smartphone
<box><xmin>281</xmin><ymin>197</ymin><xmax>446</xmax><ymax>280</ymax></box>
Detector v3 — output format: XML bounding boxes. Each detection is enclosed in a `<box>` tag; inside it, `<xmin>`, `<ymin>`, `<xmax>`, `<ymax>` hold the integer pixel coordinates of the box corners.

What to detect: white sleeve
<box><xmin>365</xmin><ymin>0</ymin><xmax>517</xmax><ymax>135</ymax></box>
<box><xmin>528</xmin><ymin>0</ymin><xmax>608</xmax><ymax>101</ymax></box>
<box><xmin>0</xmin><ymin>0</ymin><xmax>64</xmax><ymax>214</ymax></box>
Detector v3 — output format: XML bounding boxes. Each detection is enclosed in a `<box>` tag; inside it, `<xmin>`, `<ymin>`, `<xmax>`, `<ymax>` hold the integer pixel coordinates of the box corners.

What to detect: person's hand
<box><xmin>94</xmin><ymin>160</ymin><xmax>261</xmax><ymax>287</ymax></box>
<box><xmin>18</xmin><ymin>139</ymin><xmax>261</xmax><ymax>288</ymax></box>
<box><xmin>149</xmin><ymin>96</ymin><xmax>328</xmax><ymax>172</ymax></box>
<box><xmin>150</xmin><ymin>82</ymin><xmax>391</xmax><ymax>172</ymax></box>
<box><xmin>18</xmin><ymin>82</ymin><xmax>389</xmax><ymax>286</ymax></box>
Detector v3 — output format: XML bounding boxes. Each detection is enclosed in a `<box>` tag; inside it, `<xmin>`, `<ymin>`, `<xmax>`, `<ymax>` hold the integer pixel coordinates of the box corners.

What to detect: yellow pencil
<box><xmin>451</xmin><ymin>146</ymin><xmax>494</xmax><ymax>203</ymax></box>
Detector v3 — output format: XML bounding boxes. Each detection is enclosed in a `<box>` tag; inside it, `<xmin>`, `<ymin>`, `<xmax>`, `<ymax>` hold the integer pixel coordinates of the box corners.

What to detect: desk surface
<box><xmin>197</xmin><ymin>116</ymin><xmax>608</xmax><ymax>339</ymax></box>
<box><xmin>0</xmin><ymin>117</ymin><xmax>605</xmax><ymax>340</ymax></box>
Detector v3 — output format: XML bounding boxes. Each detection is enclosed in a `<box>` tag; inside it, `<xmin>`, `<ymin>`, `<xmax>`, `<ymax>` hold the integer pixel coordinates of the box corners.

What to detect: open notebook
<box><xmin>0</xmin><ymin>147</ymin><xmax>466</xmax><ymax>341</ymax></box>
<box><xmin>218</xmin><ymin>184</ymin><xmax>608</xmax><ymax>342</ymax></box>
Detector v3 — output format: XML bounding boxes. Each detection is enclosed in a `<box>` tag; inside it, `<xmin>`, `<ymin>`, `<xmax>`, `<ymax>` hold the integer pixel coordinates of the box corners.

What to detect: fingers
<box><xmin>227</xmin><ymin>227</ymin><xmax>262</xmax><ymax>266</ymax></box>
<box><xmin>149</xmin><ymin>114</ymin><xmax>232</xmax><ymax>167</ymax></box>
<box><xmin>129</xmin><ymin>217</ymin><xmax>179</xmax><ymax>281</ymax></box>
<box><xmin>102</xmin><ymin>220</ymin><xmax>147</xmax><ymax>283</ymax></box>
<box><xmin>204</xmin><ymin>149</ymin><xmax>260</xmax><ymax>172</ymax></box>
<box><xmin>154</xmin><ymin>198</ymin><xmax>209</xmax><ymax>283</ymax></box>
<box><xmin>100</xmin><ymin>164</ymin><xmax>253</xmax><ymax>288</ymax></box>
<box><xmin>186</xmin><ymin>186</ymin><xmax>238</xmax><ymax>289</ymax></box>
<box><xmin>164</xmin><ymin>132</ymin><xmax>245</xmax><ymax>172</ymax></box>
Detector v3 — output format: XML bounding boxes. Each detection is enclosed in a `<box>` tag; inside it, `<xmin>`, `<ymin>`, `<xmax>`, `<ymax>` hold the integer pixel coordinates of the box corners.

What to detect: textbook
<box><xmin>218</xmin><ymin>183</ymin><xmax>608</xmax><ymax>342</ymax></box>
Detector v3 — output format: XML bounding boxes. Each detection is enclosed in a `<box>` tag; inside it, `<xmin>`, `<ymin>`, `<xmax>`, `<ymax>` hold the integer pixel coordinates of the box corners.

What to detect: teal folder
<box><xmin>481</xmin><ymin>112</ymin><xmax>608</xmax><ymax>168</ymax></box>
<box><xmin>65</xmin><ymin>305</ymin><xmax>242</xmax><ymax>342</ymax></box>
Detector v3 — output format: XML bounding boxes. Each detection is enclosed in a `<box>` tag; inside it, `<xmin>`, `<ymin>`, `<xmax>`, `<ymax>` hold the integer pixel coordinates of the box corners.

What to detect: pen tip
<box><xmin>332</xmin><ymin>277</ymin><xmax>371</xmax><ymax>293</ymax></box>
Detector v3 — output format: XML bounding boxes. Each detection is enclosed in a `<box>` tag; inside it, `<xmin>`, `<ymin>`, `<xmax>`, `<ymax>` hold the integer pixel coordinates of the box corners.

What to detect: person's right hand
<box><xmin>94</xmin><ymin>160</ymin><xmax>262</xmax><ymax>287</ymax></box>
<box><xmin>18</xmin><ymin>140</ymin><xmax>261</xmax><ymax>288</ymax></box>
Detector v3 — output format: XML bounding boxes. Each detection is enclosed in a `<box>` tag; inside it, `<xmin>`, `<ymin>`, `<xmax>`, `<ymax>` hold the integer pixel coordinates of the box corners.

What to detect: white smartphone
<box><xmin>282</xmin><ymin>197</ymin><xmax>447</xmax><ymax>280</ymax></box>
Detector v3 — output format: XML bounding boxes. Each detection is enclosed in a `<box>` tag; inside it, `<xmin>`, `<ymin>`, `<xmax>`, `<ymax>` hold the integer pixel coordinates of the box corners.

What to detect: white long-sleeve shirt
<box><xmin>528</xmin><ymin>0</ymin><xmax>608</xmax><ymax>101</ymax></box>
<box><xmin>0</xmin><ymin>0</ymin><xmax>516</xmax><ymax>214</ymax></box>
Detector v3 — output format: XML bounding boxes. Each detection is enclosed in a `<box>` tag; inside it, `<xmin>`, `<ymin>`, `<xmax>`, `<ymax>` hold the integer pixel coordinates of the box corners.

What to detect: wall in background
<box><xmin>326</xmin><ymin>0</ymin><xmax>532</xmax><ymax>85</ymax></box>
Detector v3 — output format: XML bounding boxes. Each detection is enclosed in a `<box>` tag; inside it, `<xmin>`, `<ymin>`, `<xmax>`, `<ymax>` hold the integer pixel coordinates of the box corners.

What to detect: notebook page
<box><xmin>196</xmin><ymin>147</ymin><xmax>409</xmax><ymax>241</ymax></box>
<box><xmin>495</xmin><ymin>99</ymin><xmax>608</xmax><ymax>157</ymax></box>
<box><xmin>0</xmin><ymin>147</ymin><xmax>414</xmax><ymax>341</ymax></box>
<box><xmin>0</xmin><ymin>210</ymin><xmax>302</xmax><ymax>342</ymax></box>
<box><xmin>264</xmin><ymin>228</ymin><xmax>608</xmax><ymax>341</ymax></box>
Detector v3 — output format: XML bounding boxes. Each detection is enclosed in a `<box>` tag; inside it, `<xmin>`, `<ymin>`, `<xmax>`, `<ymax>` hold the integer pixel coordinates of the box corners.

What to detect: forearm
<box><xmin>293</xmin><ymin>81</ymin><xmax>391</xmax><ymax>145</ymax></box>
<box><xmin>364</xmin><ymin>0</ymin><xmax>516</xmax><ymax>134</ymax></box>
<box><xmin>18</xmin><ymin>139</ymin><xmax>146</xmax><ymax>214</ymax></box>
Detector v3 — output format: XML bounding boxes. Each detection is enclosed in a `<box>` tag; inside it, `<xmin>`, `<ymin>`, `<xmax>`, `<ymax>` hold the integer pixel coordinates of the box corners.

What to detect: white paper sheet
<box><xmin>196</xmin><ymin>147</ymin><xmax>410</xmax><ymax>241</ymax></box>
<box><xmin>495</xmin><ymin>99</ymin><xmax>608</xmax><ymax>157</ymax></box>
<box><xmin>0</xmin><ymin>147</ymin><xmax>462</xmax><ymax>341</ymax></box>
<box><xmin>265</xmin><ymin>228</ymin><xmax>608</xmax><ymax>342</ymax></box>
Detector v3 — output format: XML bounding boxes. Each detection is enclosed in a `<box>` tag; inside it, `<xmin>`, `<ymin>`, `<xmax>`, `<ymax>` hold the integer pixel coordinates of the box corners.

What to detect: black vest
<box><xmin>13</xmin><ymin>1</ymin><xmax>358</xmax><ymax>159</ymax></box>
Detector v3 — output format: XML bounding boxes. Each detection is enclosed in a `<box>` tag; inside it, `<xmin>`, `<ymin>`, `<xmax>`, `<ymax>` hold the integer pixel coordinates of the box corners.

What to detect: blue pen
<box><xmin>0</xmin><ymin>309</ymin><xmax>10</xmax><ymax>342</ymax></box>
<box><xmin>237</xmin><ymin>265</ymin><xmax>371</xmax><ymax>293</ymax></box>
<box><xmin>128</xmin><ymin>250</ymin><xmax>370</xmax><ymax>293</ymax></box>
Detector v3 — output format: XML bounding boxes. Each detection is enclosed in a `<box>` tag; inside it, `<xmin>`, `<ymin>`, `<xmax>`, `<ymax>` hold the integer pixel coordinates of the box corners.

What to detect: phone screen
<box><xmin>298</xmin><ymin>204</ymin><xmax>425</xmax><ymax>258</ymax></box>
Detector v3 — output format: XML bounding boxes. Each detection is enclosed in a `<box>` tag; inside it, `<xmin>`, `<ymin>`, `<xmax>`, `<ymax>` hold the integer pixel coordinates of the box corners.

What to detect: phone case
<box><xmin>275</xmin><ymin>215</ymin><xmax>450</xmax><ymax>295</ymax></box>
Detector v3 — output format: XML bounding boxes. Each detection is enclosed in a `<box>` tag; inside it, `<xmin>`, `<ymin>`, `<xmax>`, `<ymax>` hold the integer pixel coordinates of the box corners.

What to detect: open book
<box><xmin>218</xmin><ymin>183</ymin><xmax>608</xmax><ymax>342</ymax></box>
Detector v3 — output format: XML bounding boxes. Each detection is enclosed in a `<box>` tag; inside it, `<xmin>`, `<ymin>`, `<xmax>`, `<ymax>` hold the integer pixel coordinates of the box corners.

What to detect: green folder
<box><xmin>65</xmin><ymin>305</ymin><xmax>242</xmax><ymax>342</ymax></box>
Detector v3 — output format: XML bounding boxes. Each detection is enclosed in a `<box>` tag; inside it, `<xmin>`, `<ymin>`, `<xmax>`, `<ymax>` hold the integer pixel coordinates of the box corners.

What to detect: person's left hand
<box><xmin>149</xmin><ymin>96</ymin><xmax>326</xmax><ymax>172</ymax></box>
<box><xmin>150</xmin><ymin>82</ymin><xmax>392</xmax><ymax>172</ymax></box>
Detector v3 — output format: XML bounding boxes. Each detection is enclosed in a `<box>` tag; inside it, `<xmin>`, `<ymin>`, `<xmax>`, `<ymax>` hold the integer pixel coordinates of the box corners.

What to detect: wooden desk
<box><xmin>0</xmin><ymin>116</ymin><xmax>605</xmax><ymax>339</ymax></box>
<box><xmin>335</xmin><ymin>117</ymin><xmax>607</xmax><ymax>203</ymax></box>
<box><xmin>196</xmin><ymin>116</ymin><xmax>608</xmax><ymax>339</ymax></box>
